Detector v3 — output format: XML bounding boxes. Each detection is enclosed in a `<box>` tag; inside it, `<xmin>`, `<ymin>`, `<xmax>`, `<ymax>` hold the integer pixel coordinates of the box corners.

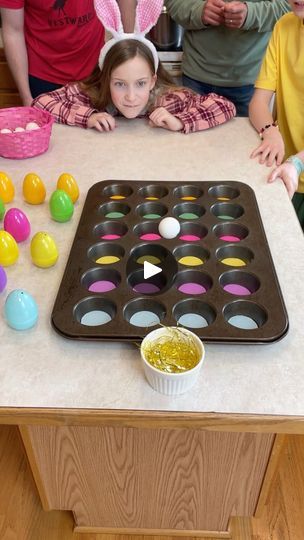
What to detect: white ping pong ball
<box><xmin>158</xmin><ymin>217</ymin><xmax>181</xmax><ymax>239</ymax></box>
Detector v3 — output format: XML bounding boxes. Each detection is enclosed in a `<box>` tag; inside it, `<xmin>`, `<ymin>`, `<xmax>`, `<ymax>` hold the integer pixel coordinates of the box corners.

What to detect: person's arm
<box><xmin>242</xmin><ymin>0</ymin><xmax>290</xmax><ymax>32</ymax></box>
<box><xmin>32</xmin><ymin>84</ymin><xmax>98</xmax><ymax>128</ymax></box>
<box><xmin>268</xmin><ymin>150</ymin><xmax>304</xmax><ymax>199</ymax></box>
<box><xmin>249</xmin><ymin>88</ymin><xmax>285</xmax><ymax>166</ymax></box>
<box><xmin>0</xmin><ymin>7</ymin><xmax>32</xmax><ymax>105</ymax></box>
<box><xmin>150</xmin><ymin>90</ymin><xmax>236</xmax><ymax>133</ymax></box>
<box><xmin>117</xmin><ymin>0</ymin><xmax>136</xmax><ymax>32</ymax></box>
<box><xmin>165</xmin><ymin>0</ymin><xmax>208</xmax><ymax>30</ymax></box>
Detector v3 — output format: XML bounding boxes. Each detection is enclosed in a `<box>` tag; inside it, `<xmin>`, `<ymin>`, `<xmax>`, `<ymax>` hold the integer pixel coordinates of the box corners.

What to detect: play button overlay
<box><xmin>144</xmin><ymin>260</ymin><xmax>162</xmax><ymax>280</ymax></box>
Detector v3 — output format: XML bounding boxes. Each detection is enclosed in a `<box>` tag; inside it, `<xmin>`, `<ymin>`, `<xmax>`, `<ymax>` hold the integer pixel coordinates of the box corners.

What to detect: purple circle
<box><xmin>179</xmin><ymin>234</ymin><xmax>200</xmax><ymax>242</ymax></box>
<box><xmin>89</xmin><ymin>280</ymin><xmax>116</xmax><ymax>292</ymax></box>
<box><xmin>178</xmin><ymin>282</ymin><xmax>207</xmax><ymax>295</ymax></box>
<box><xmin>140</xmin><ymin>233</ymin><xmax>161</xmax><ymax>241</ymax></box>
<box><xmin>133</xmin><ymin>283</ymin><xmax>160</xmax><ymax>294</ymax></box>
<box><xmin>101</xmin><ymin>234</ymin><xmax>121</xmax><ymax>240</ymax></box>
<box><xmin>223</xmin><ymin>283</ymin><xmax>251</xmax><ymax>296</ymax></box>
<box><xmin>219</xmin><ymin>234</ymin><xmax>241</xmax><ymax>242</ymax></box>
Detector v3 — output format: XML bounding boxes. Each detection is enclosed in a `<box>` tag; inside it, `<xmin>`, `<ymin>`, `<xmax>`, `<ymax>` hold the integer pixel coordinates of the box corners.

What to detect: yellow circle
<box><xmin>137</xmin><ymin>255</ymin><xmax>161</xmax><ymax>265</ymax></box>
<box><xmin>145</xmin><ymin>196</ymin><xmax>159</xmax><ymax>200</ymax></box>
<box><xmin>23</xmin><ymin>173</ymin><xmax>46</xmax><ymax>204</ymax></box>
<box><xmin>217</xmin><ymin>196</ymin><xmax>230</xmax><ymax>201</ymax></box>
<box><xmin>57</xmin><ymin>173</ymin><xmax>79</xmax><ymax>203</ymax></box>
<box><xmin>178</xmin><ymin>256</ymin><xmax>203</xmax><ymax>266</ymax></box>
<box><xmin>221</xmin><ymin>257</ymin><xmax>246</xmax><ymax>267</ymax></box>
<box><xmin>0</xmin><ymin>171</ymin><xmax>15</xmax><ymax>203</ymax></box>
<box><xmin>110</xmin><ymin>195</ymin><xmax>125</xmax><ymax>200</ymax></box>
<box><xmin>181</xmin><ymin>196</ymin><xmax>196</xmax><ymax>201</ymax></box>
<box><xmin>95</xmin><ymin>255</ymin><xmax>120</xmax><ymax>264</ymax></box>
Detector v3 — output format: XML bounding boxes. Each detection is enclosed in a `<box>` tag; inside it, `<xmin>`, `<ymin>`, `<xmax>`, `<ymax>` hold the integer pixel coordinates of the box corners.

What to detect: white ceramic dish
<box><xmin>140</xmin><ymin>327</ymin><xmax>205</xmax><ymax>395</ymax></box>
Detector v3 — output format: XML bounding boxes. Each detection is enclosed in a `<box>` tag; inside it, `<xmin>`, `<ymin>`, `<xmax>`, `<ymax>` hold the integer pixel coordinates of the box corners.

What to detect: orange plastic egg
<box><xmin>57</xmin><ymin>173</ymin><xmax>79</xmax><ymax>203</ymax></box>
<box><xmin>0</xmin><ymin>171</ymin><xmax>15</xmax><ymax>203</ymax></box>
<box><xmin>23</xmin><ymin>173</ymin><xmax>46</xmax><ymax>205</ymax></box>
<box><xmin>0</xmin><ymin>230</ymin><xmax>19</xmax><ymax>266</ymax></box>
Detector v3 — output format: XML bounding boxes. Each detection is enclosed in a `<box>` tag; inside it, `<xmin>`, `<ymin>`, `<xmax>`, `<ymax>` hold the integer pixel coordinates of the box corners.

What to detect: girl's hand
<box><xmin>87</xmin><ymin>112</ymin><xmax>116</xmax><ymax>132</ymax></box>
<box><xmin>250</xmin><ymin>128</ymin><xmax>285</xmax><ymax>167</ymax></box>
<box><xmin>268</xmin><ymin>162</ymin><xmax>298</xmax><ymax>199</ymax></box>
<box><xmin>149</xmin><ymin>108</ymin><xmax>183</xmax><ymax>132</ymax></box>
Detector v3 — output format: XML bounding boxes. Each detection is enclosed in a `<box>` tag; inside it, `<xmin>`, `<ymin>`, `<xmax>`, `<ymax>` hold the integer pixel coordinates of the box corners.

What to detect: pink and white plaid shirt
<box><xmin>32</xmin><ymin>83</ymin><xmax>236</xmax><ymax>133</ymax></box>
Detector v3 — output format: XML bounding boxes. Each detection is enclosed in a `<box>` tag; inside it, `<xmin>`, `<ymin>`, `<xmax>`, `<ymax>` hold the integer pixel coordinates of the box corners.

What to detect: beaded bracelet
<box><xmin>259</xmin><ymin>121</ymin><xmax>277</xmax><ymax>140</ymax></box>
<box><xmin>286</xmin><ymin>155</ymin><xmax>304</xmax><ymax>176</ymax></box>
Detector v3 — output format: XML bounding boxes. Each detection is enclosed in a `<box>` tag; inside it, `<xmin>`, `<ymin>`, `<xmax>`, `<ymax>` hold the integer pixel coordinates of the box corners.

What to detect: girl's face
<box><xmin>289</xmin><ymin>0</ymin><xmax>304</xmax><ymax>17</ymax></box>
<box><xmin>110</xmin><ymin>55</ymin><xmax>156</xmax><ymax>118</ymax></box>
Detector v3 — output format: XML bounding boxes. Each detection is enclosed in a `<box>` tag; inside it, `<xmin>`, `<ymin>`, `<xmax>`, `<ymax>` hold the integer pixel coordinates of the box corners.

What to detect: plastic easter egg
<box><xmin>0</xmin><ymin>197</ymin><xmax>5</xmax><ymax>220</ymax></box>
<box><xmin>0</xmin><ymin>172</ymin><xmax>15</xmax><ymax>203</ymax></box>
<box><xmin>26</xmin><ymin>122</ymin><xmax>40</xmax><ymax>131</ymax></box>
<box><xmin>23</xmin><ymin>173</ymin><xmax>46</xmax><ymax>204</ymax></box>
<box><xmin>31</xmin><ymin>232</ymin><xmax>58</xmax><ymax>268</ymax></box>
<box><xmin>57</xmin><ymin>173</ymin><xmax>79</xmax><ymax>203</ymax></box>
<box><xmin>0</xmin><ymin>265</ymin><xmax>7</xmax><ymax>292</ymax></box>
<box><xmin>5</xmin><ymin>289</ymin><xmax>38</xmax><ymax>330</ymax></box>
<box><xmin>49</xmin><ymin>189</ymin><xmax>74</xmax><ymax>222</ymax></box>
<box><xmin>4</xmin><ymin>208</ymin><xmax>31</xmax><ymax>243</ymax></box>
<box><xmin>0</xmin><ymin>128</ymin><xmax>12</xmax><ymax>134</ymax></box>
<box><xmin>0</xmin><ymin>230</ymin><xmax>19</xmax><ymax>266</ymax></box>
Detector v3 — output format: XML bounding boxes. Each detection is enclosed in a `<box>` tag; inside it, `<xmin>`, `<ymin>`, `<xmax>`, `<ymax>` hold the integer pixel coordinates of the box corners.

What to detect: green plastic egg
<box><xmin>0</xmin><ymin>197</ymin><xmax>5</xmax><ymax>220</ymax></box>
<box><xmin>49</xmin><ymin>189</ymin><xmax>74</xmax><ymax>223</ymax></box>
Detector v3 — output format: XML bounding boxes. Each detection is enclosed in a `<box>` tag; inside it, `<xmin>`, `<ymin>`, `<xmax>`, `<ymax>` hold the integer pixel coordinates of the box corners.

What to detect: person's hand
<box><xmin>87</xmin><ymin>112</ymin><xmax>116</xmax><ymax>132</ymax></box>
<box><xmin>23</xmin><ymin>94</ymin><xmax>34</xmax><ymax>107</ymax></box>
<box><xmin>250</xmin><ymin>128</ymin><xmax>285</xmax><ymax>167</ymax></box>
<box><xmin>149</xmin><ymin>108</ymin><xmax>183</xmax><ymax>132</ymax></box>
<box><xmin>268</xmin><ymin>162</ymin><xmax>298</xmax><ymax>199</ymax></box>
<box><xmin>202</xmin><ymin>0</ymin><xmax>225</xmax><ymax>26</ymax></box>
<box><xmin>223</xmin><ymin>1</ymin><xmax>248</xmax><ymax>29</ymax></box>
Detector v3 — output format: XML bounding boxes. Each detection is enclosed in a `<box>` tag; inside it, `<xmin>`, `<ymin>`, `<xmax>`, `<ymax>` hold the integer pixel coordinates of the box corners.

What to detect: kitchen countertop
<box><xmin>0</xmin><ymin>117</ymin><xmax>303</xmax><ymax>416</ymax></box>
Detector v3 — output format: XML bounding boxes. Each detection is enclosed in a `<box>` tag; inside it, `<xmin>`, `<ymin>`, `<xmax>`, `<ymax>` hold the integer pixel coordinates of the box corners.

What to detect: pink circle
<box><xmin>223</xmin><ymin>283</ymin><xmax>251</xmax><ymax>295</ymax></box>
<box><xmin>89</xmin><ymin>280</ymin><xmax>116</xmax><ymax>292</ymax></box>
<box><xmin>178</xmin><ymin>282</ymin><xmax>207</xmax><ymax>295</ymax></box>
<box><xmin>179</xmin><ymin>234</ymin><xmax>200</xmax><ymax>242</ymax></box>
<box><xmin>140</xmin><ymin>233</ymin><xmax>161</xmax><ymax>241</ymax></box>
<box><xmin>101</xmin><ymin>234</ymin><xmax>121</xmax><ymax>240</ymax></box>
<box><xmin>133</xmin><ymin>283</ymin><xmax>160</xmax><ymax>293</ymax></box>
<box><xmin>219</xmin><ymin>235</ymin><xmax>241</xmax><ymax>242</ymax></box>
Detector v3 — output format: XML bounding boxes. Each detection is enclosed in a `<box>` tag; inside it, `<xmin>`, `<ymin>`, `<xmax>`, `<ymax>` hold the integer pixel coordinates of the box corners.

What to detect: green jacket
<box><xmin>165</xmin><ymin>0</ymin><xmax>290</xmax><ymax>86</ymax></box>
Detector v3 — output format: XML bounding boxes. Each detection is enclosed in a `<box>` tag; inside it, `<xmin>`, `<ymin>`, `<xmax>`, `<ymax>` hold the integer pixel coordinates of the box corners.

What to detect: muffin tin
<box><xmin>51</xmin><ymin>180</ymin><xmax>289</xmax><ymax>343</ymax></box>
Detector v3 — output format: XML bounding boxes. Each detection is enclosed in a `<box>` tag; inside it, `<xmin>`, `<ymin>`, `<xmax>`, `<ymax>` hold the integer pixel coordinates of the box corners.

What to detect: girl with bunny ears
<box><xmin>32</xmin><ymin>0</ymin><xmax>236</xmax><ymax>133</ymax></box>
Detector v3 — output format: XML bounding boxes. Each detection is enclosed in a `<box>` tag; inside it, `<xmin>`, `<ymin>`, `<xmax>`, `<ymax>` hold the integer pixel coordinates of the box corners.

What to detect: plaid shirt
<box><xmin>32</xmin><ymin>83</ymin><xmax>236</xmax><ymax>133</ymax></box>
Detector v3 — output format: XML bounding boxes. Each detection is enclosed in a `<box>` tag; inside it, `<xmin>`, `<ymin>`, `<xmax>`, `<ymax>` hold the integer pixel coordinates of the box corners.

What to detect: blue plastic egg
<box><xmin>5</xmin><ymin>289</ymin><xmax>38</xmax><ymax>330</ymax></box>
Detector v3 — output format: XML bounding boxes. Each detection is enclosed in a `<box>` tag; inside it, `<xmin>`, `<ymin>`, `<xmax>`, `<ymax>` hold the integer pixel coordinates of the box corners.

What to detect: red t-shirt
<box><xmin>0</xmin><ymin>0</ymin><xmax>105</xmax><ymax>84</ymax></box>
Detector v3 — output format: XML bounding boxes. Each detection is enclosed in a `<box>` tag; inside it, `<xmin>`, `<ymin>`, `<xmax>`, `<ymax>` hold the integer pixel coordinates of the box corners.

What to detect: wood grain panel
<box><xmin>21</xmin><ymin>425</ymin><xmax>274</xmax><ymax>533</ymax></box>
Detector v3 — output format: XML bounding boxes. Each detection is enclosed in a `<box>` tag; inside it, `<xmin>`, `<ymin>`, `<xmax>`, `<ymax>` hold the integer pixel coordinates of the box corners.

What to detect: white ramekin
<box><xmin>140</xmin><ymin>327</ymin><xmax>205</xmax><ymax>395</ymax></box>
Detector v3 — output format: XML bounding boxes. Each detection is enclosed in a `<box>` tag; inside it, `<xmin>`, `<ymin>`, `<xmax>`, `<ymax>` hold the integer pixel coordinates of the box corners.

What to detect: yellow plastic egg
<box><xmin>0</xmin><ymin>171</ymin><xmax>15</xmax><ymax>203</ymax></box>
<box><xmin>0</xmin><ymin>230</ymin><xmax>19</xmax><ymax>266</ymax></box>
<box><xmin>23</xmin><ymin>173</ymin><xmax>46</xmax><ymax>204</ymax></box>
<box><xmin>57</xmin><ymin>173</ymin><xmax>79</xmax><ymax>203</ymax></box>
<box><xmin>30</xmin><ymin>232</ymin><xmax>58</xmax><ymax>268</ymax></box>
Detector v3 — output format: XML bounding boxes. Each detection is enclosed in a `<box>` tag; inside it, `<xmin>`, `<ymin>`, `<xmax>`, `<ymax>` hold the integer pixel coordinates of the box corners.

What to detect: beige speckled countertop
<box><xmin>0</xmin><ymin>117</ymin><xmax>303</xmax><ymax>415</ymax></box>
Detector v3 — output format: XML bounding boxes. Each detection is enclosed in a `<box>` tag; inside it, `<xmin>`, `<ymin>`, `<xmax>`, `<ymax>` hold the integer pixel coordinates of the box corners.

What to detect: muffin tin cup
<box><xmin>52</xmin><ymin>180</ymin><xmax>288</xmax><ymax>343</ymax></box>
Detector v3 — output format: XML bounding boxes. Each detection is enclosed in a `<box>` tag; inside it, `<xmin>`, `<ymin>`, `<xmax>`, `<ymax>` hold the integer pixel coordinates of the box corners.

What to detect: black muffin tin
<box><xmin>51</xmin><ymin>180</ymin><xmax>289</xmax><ymax>343</ymax></box>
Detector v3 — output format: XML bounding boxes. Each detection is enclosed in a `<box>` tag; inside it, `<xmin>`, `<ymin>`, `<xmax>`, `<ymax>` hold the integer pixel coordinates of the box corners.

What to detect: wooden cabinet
<box><xmin>0</xmin><ymin>47</ymin><xmax>22</xmax><ymax>108</ymax></box>
<box><xmin>20</xmin><ymin>424</ymin><xmax>275</xmax><ymax>536</ymax></box>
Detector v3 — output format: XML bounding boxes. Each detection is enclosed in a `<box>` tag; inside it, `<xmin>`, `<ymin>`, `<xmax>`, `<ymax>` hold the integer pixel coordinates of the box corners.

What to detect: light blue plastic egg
<box><xmin>4</xmin><ymin>289</ymin><xmax>38</xmax><ymax>330</ymax></box>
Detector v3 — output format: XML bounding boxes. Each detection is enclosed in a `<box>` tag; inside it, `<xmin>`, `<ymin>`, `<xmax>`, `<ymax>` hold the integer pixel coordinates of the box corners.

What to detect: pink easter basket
<box><xmin>0</xmin><ymin>107</ymin><xmax>54</xmax><ymax>159</ymax></box>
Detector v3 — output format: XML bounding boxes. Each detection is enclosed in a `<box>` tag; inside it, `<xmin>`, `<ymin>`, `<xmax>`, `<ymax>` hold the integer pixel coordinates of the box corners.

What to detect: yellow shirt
<box><xmin>255</xmin><ymin>13</ymin><xmax>304</xmax><ymax>192</ymax></box>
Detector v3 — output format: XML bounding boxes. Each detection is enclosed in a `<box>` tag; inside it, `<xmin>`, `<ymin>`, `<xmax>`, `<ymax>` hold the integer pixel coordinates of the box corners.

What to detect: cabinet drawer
<box><xmin>0</xmin><ymin>92</ymin><xmax>22</xmax><ymax>108</ymax></box>
<box><xmin>0</xmin><ymin>62</ymin><xmax>17</xmax><ymax>91</ymax></box>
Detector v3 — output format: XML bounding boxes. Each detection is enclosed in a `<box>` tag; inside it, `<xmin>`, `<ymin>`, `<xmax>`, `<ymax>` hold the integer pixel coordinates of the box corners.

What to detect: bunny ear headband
<box><xmin>94</xmin><ymin>0</ymin><xmax>163</xmax><ymax>73</ymax></box>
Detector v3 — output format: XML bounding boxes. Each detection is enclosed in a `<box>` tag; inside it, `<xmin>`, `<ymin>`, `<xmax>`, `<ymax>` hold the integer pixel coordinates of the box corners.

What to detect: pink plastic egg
<box><xmin>4</xmin><ymin>207</ymin><xmax>31</xmax><ymax>243</ymax></box>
